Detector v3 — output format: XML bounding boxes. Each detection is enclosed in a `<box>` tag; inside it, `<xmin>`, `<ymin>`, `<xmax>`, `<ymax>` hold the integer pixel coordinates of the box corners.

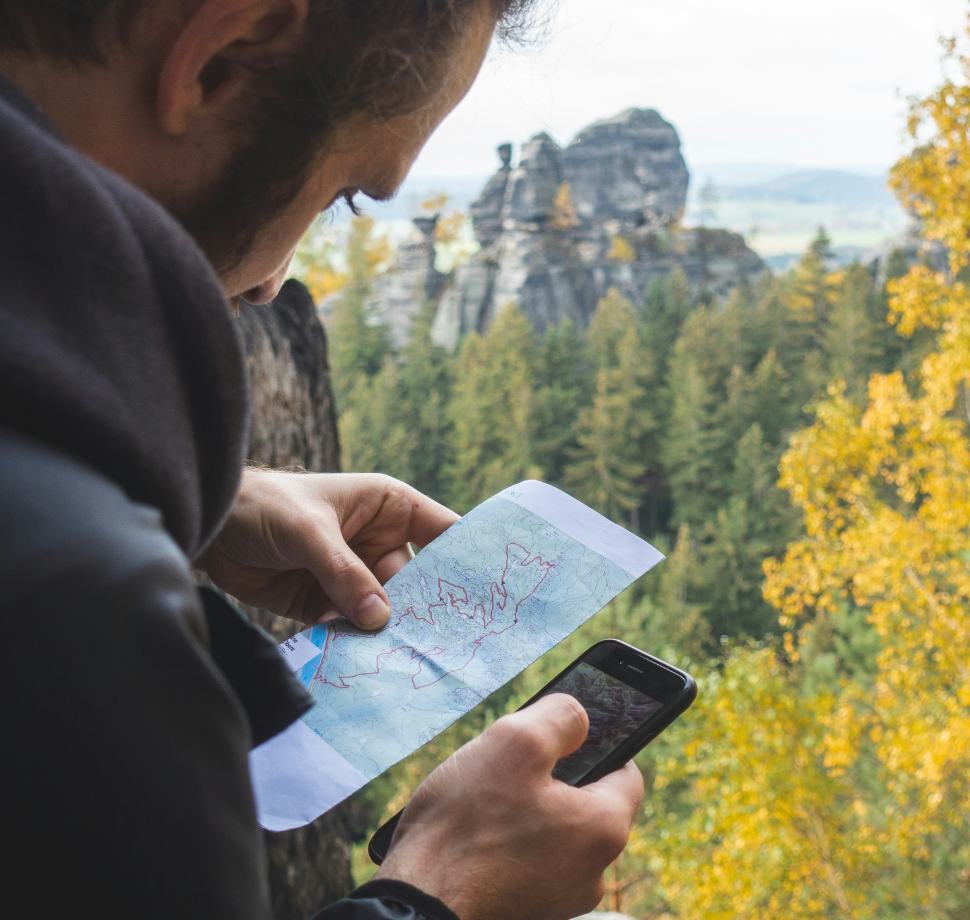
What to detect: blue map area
<box><xmin>295</xmin><ymin>496</ymin><xmax>636</xmax><ymax>780</ymax></box>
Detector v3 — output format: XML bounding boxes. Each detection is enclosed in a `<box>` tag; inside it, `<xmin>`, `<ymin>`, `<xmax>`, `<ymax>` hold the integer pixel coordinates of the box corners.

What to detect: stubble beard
<box><xmin>165</xmin><ymin>106</ymin><xmax>322</xmax><ymax>284</ymax></box>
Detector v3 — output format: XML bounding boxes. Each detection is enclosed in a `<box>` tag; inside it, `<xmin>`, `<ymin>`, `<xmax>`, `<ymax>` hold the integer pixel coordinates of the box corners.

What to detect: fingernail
<box><xmin>355</xmin><ymin>594</ymin><xmax>390</xmax><ymax>629</ymax></box>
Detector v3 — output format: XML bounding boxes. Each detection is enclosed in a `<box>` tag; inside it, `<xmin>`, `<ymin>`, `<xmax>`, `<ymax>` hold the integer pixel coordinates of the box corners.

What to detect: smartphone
<box><xmin>367</xmin><ymin>639</ymin><xmax>696</xmax><ymax>865</ymax></box>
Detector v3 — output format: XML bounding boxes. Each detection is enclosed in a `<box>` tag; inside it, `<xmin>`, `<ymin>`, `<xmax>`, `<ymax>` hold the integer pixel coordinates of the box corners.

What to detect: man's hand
<box><xmin>197</xmin><ymin>471</ymin><xmax>459</xmax><ymax>630</ymax></box>
<box><xmin>376</xmin><ymin>694</ymin><xmax>645</xmax><ymax>920</ymax></box>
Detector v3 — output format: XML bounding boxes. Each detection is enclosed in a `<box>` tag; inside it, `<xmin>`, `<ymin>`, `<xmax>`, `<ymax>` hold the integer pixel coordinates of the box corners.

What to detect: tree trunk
<box><xmin>236</xmin><ymin>279</ymin><xmax>357</xmax><ymax>919</ymax></box>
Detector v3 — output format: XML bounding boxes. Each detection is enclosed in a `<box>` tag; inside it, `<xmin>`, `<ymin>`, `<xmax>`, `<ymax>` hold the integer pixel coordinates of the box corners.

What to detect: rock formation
<box><xmin>367</xmin><ymin>214</ymin><xmax>446</xmax><ymax>347</ymax></box>
<box><xmin>427</xmin><ymin>108</ymin><xmax>765</xmax><ymax>349</ymax></box>
<box><xmin>562</xmin><ymin>108</ymin><xmax>689</xmax><ymax>230</ymax></box>
<box><xmin>469</xmin><ymin>141</ymin><xmax>513</xmax><ymax>247</ymax></box>
<box><xmin>234</xmin><ymin>280</ymin><xmax>362</xmax><ymax>919</ymax></box>
<box><xmin>238</xmin><ymin>280</ymin><xmax>341</xmax><ymax>474</ymax></box>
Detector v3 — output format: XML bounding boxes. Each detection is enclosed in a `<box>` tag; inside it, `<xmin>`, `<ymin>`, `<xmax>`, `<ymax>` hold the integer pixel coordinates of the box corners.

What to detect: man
<box><xmin>0</xmin><ymin>2</ymin><xmax>643</xmax><ymax>919</ymax></box>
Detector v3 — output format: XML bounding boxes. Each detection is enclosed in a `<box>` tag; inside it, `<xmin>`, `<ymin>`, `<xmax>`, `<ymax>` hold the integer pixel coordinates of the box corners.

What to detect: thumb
<box><xmin>499</xmin><ymin>693</ymin><xmax>591</xmax><ymax>772</ymax></box>
<box><xmin>302</xmin><ymin>528</ymin><xmax>392</xmax><ymax>631</ymax></box>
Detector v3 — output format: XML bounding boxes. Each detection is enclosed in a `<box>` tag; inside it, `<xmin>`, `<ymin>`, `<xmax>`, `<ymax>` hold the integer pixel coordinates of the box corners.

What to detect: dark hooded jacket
<box><xmin>0</xmin><ymin>74</ymin><xmax>456</xmax><ymax>920</ymax></box>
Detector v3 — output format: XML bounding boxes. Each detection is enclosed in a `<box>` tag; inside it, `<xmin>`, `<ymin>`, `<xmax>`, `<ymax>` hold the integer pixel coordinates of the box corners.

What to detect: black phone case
<box><xmin>368</xmin><ymin>639</ymin><xmax>696</xmax><ymax>866</ymax></box>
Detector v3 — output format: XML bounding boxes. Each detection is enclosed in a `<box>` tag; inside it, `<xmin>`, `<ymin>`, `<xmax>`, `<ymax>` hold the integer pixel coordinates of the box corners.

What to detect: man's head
<box><xmin>0</xmin><ymin>0</ymin><xmax>540</xmax><ymax>302</ymax></box>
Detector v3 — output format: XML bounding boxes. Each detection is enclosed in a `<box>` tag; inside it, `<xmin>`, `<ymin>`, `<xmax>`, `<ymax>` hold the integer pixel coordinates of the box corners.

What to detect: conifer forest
<box><xmin>292</xmin><ymin>27</ymin><xmax>970</xmax><ymax>917</ymax></box>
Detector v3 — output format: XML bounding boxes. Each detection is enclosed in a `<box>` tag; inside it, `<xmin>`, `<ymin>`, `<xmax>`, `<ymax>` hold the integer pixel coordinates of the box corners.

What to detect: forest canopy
<box><xmin>293</xmin><ymin>19</ymin><xmax>970</xmax><ymax>915</ymax></box>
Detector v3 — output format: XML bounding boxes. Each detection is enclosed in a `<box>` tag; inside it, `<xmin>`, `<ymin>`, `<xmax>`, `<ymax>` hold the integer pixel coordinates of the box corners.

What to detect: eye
<box><xmin>325</xmin><ymin>189</ymin><xmax>361</xmax><ymax>218</ymax></box>
<box><xmin>342</xmin><ymin>190</ymin><xmax>362</xmax><ymax>216</ymax></box>
<box><xmin>321</xmin><ymin>188</ymin><xmax>366</xmax><ymax>224</ymax></box>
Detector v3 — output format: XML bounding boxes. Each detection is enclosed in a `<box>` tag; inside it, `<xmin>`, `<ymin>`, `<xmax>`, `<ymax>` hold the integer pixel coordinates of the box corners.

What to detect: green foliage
<box><xmin>325</xmin><ymin>222</ymin><xmax>919</xmax><ymax>647</ymax></box>
<box><xmin>564</xmin><ymin>289</ymin><xmax>653</xmax><ymax>524</ymax></box>
<box><xmin>531</xmin><ymin>319</ymin><xmax>588</xmax><ymax>483</ymax></box>
<box><xmin>444</xmin><ymin>304</ymin><xmax>544</xmax><ymax>511</ymax></box>
<box><xmin>339</xmin><ymin>302</ymin><xmax>452</xmax><ymax>493</ymax></box>
<box><xmin>329</xmin><ymin>216</ymin><xmax>393</xmax><ymax>407</ymax></box>
<box><xmin>318</xmin><ymin>212</ymin><xmax>932</xmax><ymax>908</ymax></box>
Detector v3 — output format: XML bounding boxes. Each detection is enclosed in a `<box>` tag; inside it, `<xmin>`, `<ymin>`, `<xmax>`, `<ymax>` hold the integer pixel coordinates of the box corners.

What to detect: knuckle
<box><xmin>293</xmin><ymin>506</ymin><xmax>323</xmax><ymax>537</ymax></box>
<box><xmin>325</xmin><ymin>548</ymin><xmax>363</xmax><ymax>584</ymax></box>
<box><xmin>388</xmin><ymin>478</ymin><xmax>422</xmax><ymax>514</ymax></box>
<box><xmin>578</xmin><ymin>878</ymin><xmax>606</xmax><ymax>916</ymax></box>
<box><xmin>489</xmin><ymin>715</ymin><xmax>546</xmax><ymax>762</ymax></box>
<box><xmin>596</xmin><ymin>814</ymin><xmax>632</xmax><ymax>859</ymax></box>
<box><xmin>377</xmin><ymin>473</ymin><xmax>407</xmax><ymax>498</ymax></box>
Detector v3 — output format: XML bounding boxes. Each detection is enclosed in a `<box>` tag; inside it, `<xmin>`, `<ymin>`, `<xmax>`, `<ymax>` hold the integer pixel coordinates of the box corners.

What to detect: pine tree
<box><xmin>339</xmin><ymin>359</ymin><xmax>413</xmax><ymax>479</ymax></box>
<box><xmin>444</xmin><ymin>304</ymin><xmax>543</xmax><ymax>512</ymax></box>
<box><xmin>660</xmin><ymin>350</ymin><xmax>724</xmax><ymax>528</ymax></box>
<box><xmin>786</xmin><ymin>226</ymin><xmax>837</xmax><ymax>330</ymax></box>
<box><xmin>340</xmin><ymin>300</ymin><xmax>455</xmax><ymax>498</ymax></box>
<box><xmin>532</xmin><ymin>319</ymin><xmax>589</xmax><ymax>486</ymax></box>
<box><xmin>642</xmin><ymin>266</ymin><xmax>694</xmax><ymax>379</ymax></box>
<box><xmin>639</xmin><ymin>270</ymin><xmax>696</xmax><ymax>533</ymax></box>
<box><xmin>822</xmin><ymin>262</ymin><xmax>883</xmax><ymax>400</ymax></box>
<box><xmin>651</xmin><ymin>524</ymin><xmax>710</xmax><ymax>656</ymax></box>
<box><xmin>563</xmin><ymin>289</ymin><xmax>653</xmax><ymax>526</ymax></box>
<box><xmin>745</xmin><ymin>348</ymin><xmax>793</xmax><ymax>444</ymax></box>
<box><xmin>395</xmin><ymin>301</ymin><xmax>453</xmax><ymax>498</ymax></box>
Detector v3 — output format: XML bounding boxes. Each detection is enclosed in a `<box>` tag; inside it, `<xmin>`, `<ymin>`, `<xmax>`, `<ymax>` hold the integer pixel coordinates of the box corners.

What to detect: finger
<box><xmin>304</xmin><ymin>601</ymin><xmax>340</xmax><ymax>625</ymax></box>
<box><xmin>580</xmin><ymin>760</ymin><xmax>645</xmax><ymax>827</ymax></box>
<box><xmin>388</xmin><ymin>483</ymin><xmax>460</xmax><ymax>549</ymax></box>
<box><xmin>301</xmin><ymin>525</ymin><xmax>392</xmax><ymax>631</ymax></box>
<box><xmin>372</xmin><ymin>543</ymin><xmax>415</xmax><ymax>585</ymax></box>
<box><xmin>496</xmin><ymin>693</ymin><xmax>590</xmax><ymax>772</ymax></box>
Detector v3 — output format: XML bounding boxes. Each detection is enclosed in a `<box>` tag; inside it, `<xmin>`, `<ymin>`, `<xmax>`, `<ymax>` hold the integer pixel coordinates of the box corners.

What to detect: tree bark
<box><xmin>236</xmin><ymin>279</ymin><xmax>357</xmax><ymax>919</ymax></box>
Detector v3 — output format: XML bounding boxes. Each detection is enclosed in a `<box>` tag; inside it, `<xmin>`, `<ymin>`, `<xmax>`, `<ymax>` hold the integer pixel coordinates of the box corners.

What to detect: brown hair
<box><xmin>0</xmin><ymin>0</ymin><xmax>545</xmax><ymax>273</ymax></box>
<box><xmin>0</xmin><ymin>2</ymin><xmax>541</xmax><ymax>109</ymax></box>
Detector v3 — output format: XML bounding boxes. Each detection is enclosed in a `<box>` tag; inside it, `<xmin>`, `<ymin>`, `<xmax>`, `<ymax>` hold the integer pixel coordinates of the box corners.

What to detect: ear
<box><xmin>157</xmin><ymin>0</ymin><xmax>309</xmax><ymax>136</ymax></box>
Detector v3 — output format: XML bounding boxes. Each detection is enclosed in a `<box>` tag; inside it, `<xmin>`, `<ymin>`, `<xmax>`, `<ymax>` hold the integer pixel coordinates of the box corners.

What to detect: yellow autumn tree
<box><xmin>549</xmin><ymin>182</ymin><xmax>579</xmax><ymax>231</ymax></box>
<box><xmin>760</xmin><ymin>18</ymin><xmax>970</xmax><ymax>913</ymax></box>
<box><xmin>643</xmin><ymin>648</ymin><xmax>886</xmax><ymax>919</ymax></box>
<box><xmin>607</xmin><ymin>234</ymin><xmax>636</xmax><ymax>262</ymax></box>
<box><xmin>638</xmin><ymin>18</ymin><xmax>970</xmax><ymax>918</ymax></box>
<box><xmin>291</xmin><ymin>219</ymin><xmax>347</xmax><ymax>302</ymax></box>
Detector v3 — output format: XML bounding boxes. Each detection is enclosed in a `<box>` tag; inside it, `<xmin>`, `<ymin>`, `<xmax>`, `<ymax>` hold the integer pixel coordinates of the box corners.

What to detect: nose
<box><xmin>241</xmin><ymin>250</ymin><xmax>297</xmax><ymax>305</ymax></box>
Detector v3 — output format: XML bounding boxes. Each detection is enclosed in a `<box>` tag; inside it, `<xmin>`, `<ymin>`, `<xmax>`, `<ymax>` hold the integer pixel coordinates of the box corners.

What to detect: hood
<box><xmin>0</xmin><ymin>75</ymin><xmax>247</xmax><ymax>559</ymax></box>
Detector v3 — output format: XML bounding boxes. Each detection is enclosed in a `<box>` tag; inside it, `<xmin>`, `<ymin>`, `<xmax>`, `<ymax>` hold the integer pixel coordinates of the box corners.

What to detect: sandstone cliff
<box><xmin>366</xmin><ymin>215</ymin><xmax>445</xmax><ymax>347</ymax></box>
<box><xmin>430</xmin><ymin>108</ymin><xmax>765</xmax><ymax>349</ymax></box>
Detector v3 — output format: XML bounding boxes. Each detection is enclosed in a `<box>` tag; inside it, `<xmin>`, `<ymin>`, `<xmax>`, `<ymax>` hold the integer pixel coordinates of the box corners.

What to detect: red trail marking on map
<box><xmin>309</xmin><ymin>542</ymin><xmax>554</xmax><ymax>692</ymax></box>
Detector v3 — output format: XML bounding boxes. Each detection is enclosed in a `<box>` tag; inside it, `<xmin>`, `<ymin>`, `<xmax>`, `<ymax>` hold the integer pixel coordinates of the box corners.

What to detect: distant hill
<box><xmin>721</xmin><ymin>169</ymin><xmax>895</xmax><ymax>206</ymax></box>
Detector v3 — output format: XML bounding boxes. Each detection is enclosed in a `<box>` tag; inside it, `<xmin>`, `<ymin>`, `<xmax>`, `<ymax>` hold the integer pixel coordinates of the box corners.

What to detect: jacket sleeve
<box><xmin>310</xmin><ymin>880</ymin><xmax>460</xmax><ymax>920</ymax></box>
<box><xmin>0</xmin><ymin>430</ymin><xmax>273</xmax><ymax>920</ymax></box>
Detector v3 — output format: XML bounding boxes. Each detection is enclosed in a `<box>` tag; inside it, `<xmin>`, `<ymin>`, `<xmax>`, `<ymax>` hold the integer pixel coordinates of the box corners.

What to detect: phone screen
<box><xmin>549</xmin><ymin>662</ymin><xmax>665</xmax><ymax>784</ymax></box>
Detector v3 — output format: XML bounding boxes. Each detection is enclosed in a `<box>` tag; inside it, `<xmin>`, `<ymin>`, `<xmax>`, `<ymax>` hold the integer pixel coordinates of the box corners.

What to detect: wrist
<box><xmin>351</xmin><ymin>879</ymin><xmax>462</xmax><ymax>920</ymax></box>
<box><xmin>374</xmin><ymin>858</ymin><xmax>471</xmax><ymax>920</ymax></box>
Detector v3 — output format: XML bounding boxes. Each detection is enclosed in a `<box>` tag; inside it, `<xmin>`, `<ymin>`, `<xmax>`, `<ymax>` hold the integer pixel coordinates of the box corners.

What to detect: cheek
<box><xmin>226</xmin><ymin>211</ymin><xmax>312</xmax><ymax>299</ymax></box>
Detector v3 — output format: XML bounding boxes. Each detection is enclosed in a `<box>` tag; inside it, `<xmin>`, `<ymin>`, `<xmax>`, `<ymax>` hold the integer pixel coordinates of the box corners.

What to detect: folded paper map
<box><xmin>249</xmin><ymin>480</ymin><xmax>664</xmax><ymax>831</ymax></box>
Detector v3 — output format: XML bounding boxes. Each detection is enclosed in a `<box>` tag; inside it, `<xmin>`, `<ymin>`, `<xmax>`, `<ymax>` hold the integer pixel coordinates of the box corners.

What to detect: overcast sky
<box><xmin>409</xmin><ymin>0</ymin><xmax>967</xmax><ymax>180</ymax></box>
